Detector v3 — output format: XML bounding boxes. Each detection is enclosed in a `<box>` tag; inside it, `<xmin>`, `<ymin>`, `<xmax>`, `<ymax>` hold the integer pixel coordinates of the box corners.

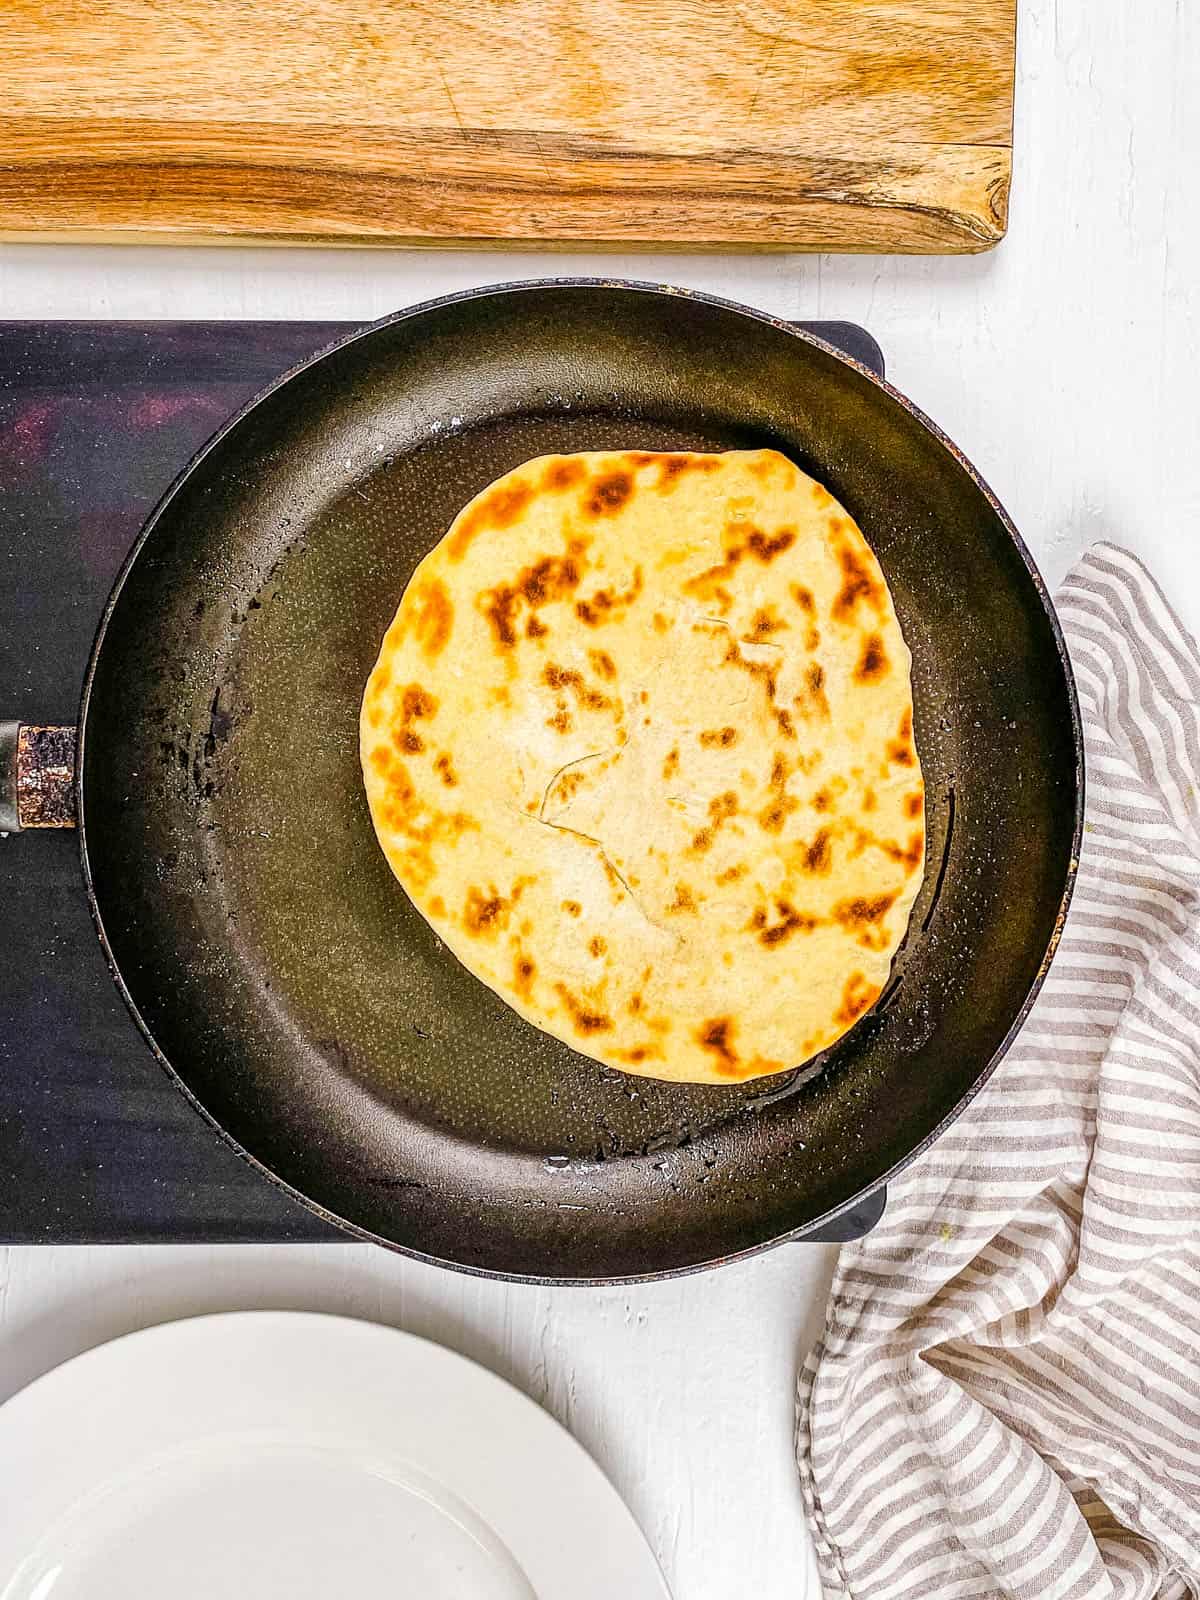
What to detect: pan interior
<box><xmin>81</xmin><ymin>288</ymin><xmax>1079</xmax><ymax>1279</ymax></box>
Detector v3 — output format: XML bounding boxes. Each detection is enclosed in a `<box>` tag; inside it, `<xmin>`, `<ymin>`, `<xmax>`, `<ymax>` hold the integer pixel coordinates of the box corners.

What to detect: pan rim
<box><xmin>75</xmin><ymin>277</ymin><xmax>1085</xmax><ymax>1284</ymax></box>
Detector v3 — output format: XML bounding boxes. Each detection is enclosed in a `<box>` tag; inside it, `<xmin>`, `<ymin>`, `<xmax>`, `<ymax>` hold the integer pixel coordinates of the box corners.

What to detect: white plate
<box><xmin>0</xmin><ymin>1312</ymin><xmax>671</xmax><ymax>1600</ymax></box>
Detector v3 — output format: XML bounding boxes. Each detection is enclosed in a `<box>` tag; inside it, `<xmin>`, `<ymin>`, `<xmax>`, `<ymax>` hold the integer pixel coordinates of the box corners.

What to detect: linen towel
<box><xmin>797</xmin><ymin>545</ymin><xmax>1200</xmax><ymax>1600</ymax></box>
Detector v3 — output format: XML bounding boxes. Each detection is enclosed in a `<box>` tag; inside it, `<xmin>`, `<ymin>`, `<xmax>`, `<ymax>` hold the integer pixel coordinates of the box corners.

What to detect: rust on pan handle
<box><xmin>0</xmin><ymin>722</ymin><xmax>77</xmax><ymax>833</ymax></box>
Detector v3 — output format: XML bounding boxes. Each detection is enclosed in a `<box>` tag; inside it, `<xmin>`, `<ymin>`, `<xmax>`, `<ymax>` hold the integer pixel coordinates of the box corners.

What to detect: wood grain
<box><xmin>0</xmin><ymin>1</ymin><xmax>1016</xmax><ymax>252</ymax></box>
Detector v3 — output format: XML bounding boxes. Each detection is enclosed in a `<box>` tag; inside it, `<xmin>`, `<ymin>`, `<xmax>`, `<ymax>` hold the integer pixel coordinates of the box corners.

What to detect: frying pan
<box><xmin>2</xmin><ymin>282</ymin><xmax>1082</xmax><ymax>1282</ymax></box>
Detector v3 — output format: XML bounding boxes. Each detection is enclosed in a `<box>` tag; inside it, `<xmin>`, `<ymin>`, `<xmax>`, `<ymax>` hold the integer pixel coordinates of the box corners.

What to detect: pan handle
<box><xmin>0</xmin><ymin>722</ymin><xmax>77</xmax><ymax>833</ymax></box>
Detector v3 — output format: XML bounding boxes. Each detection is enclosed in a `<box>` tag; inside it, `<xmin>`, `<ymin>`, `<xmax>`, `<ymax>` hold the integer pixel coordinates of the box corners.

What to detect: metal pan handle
<box><xmin>0</xmin><ymin>722</ymin><xmax>77</xmax><ymax>833</ymax></box>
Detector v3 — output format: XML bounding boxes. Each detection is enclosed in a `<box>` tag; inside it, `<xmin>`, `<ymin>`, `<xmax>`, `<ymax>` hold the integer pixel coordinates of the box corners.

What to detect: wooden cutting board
<box><xmin>0</xmin><ymin>1</ymin><xmax>1016</xmax><ymax>253</ymax></box>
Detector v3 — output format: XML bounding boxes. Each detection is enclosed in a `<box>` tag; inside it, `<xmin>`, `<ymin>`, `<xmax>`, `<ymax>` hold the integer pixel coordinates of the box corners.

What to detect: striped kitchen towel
<box><xmin>796</xmin><ymin>545</ymin><xmax>1200</xmax><ymax>1600</ymax></box>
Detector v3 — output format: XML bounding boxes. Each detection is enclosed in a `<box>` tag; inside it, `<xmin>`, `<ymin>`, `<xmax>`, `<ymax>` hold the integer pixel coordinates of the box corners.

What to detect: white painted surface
<box><xmin>1</xmin><ymin>2</ymin><xmax>1198</xmax><ymax>1596</ymax></box>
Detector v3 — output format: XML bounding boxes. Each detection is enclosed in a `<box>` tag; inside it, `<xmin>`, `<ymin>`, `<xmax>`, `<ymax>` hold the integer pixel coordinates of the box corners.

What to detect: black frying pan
<box><xmin>4</xmin><ymin>282</ymin><xmax>1082</xmax><ymax>1282</ymax></box>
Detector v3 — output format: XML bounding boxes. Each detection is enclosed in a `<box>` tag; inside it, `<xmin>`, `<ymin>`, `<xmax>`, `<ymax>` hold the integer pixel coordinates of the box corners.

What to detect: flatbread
<box><xmin>361</xmin><ymin>450</ymin><xmax>924</xmax><ymax>1084</ymax></box>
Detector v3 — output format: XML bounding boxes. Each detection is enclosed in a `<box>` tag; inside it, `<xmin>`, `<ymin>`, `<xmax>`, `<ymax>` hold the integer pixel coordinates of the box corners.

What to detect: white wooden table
<box><xmin>2</xmin><ymin>4</ymin><xmax>1198</xmax><ymax>1595</ymax></box>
